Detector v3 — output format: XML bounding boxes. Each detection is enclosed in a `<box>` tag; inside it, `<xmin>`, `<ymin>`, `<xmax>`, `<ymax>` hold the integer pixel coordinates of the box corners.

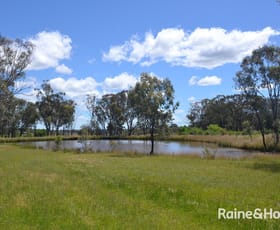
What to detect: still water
<box><xmin>25</xmin><ymin>139</ymin><xmax>254</xmax><ymax>158</ymax></box>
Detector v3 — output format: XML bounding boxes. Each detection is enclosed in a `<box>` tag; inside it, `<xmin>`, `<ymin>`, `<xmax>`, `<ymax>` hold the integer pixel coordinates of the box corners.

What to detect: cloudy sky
<box><xmin>1</xmin><ymin>0</ymin><xmax>280</xmax><ymax>128</ymax></box>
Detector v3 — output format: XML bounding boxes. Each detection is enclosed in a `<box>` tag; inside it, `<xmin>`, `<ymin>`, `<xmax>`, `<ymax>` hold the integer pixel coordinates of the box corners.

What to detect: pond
<box><xmin>24</xmin><ymin>139</ymin><xmax>255</xmax><ymax>158</ymax></box>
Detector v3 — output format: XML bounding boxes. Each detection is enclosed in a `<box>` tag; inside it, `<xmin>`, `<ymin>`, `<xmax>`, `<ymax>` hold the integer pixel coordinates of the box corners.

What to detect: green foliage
<box><xmin>178</xmin><ymin>126</ymin><xmax>204</xmax><ymax>135</ymax></box>
<box><xmin>206</xmin><ymin>124</ymin><xmax>226</xmax><ymax>135</ymax></box>
<box><xmin>0</xmin><ymin>36</ymin><xmax>34</xmax><ymax>137</ymax></box>
<box><xmin>34</xmin><ymin>129</ymin><xmax>47</xmax><ymax>137</ymax></box>
<box><xmin>54</xmin><ymin>135</ymin><xmax>62</xmax><ymax>151</ymax></box>
<box><xmin>178</xmin><ymin>125</ymin><xmax>227</xmax><ymax>135</ymax></box>
<box><xmin>36</xmin><ymin>82</ymin><xmax>75</xmax><ymax>135</ymax></box>
<box><xmin>235</xmin><ymin>45</ymin><xmax>280</xmax><ymax>150</ymax></box>
<box><xmin>132</xmin><ymin>73</ymin><xmax>179</xmax><ymax>154</ymax></box>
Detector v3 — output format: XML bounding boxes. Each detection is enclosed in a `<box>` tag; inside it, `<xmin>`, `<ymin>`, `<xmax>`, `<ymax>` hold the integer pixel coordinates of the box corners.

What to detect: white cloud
<box><xmin>28</xmin><ymin>31</ymin><xmax>72</xmax><ymax>70</ymax></box>
<box><xmin>14</xmin><ymin>77</ymin><xmax>39</xmax><ymax>103</ymax></box>
<box><xmin>187</xmin><ymin>96</ymin><xmax>196</xmax><ymax>103</ymax></box>
<box><xmin>189</xmin><ymin>75</ymin><xmax>222</xmax><ymax>86</ymax></box>
<box><xmin>55</xmin><ymin>64</ymin><xmax>72</xmax><ymax>75</ymax></box>
<box><xmin>188</xmin><ymin>76</ymin><xmax>198</xmax><ymax>86</ymax></box>
<box><xmin>49</xmin><ymin>77</ymin><xmax>100</xmax><ymax>98</ymax></box>
<box><xmin>48</xmin><ymin>72</ymin><xmax>138</xmax><ymax>100</ymax></box>
<box><xmin>103</xmin><ymin>72</ymin><xmax>138</xmax><ymax>92</ymax></box>
<box><xmin>103</xmin><ymin>27</ymin><xmax>279</xmax><ymax>68</ymax></box>
<box><xmin>15</xmin><ymin>76</ymin><xmax>37</xmax><ymax>90</ymax></box>
<box><xmin>197</xmin><ymin>76</ymin><xmax>222</xmax><ymax>86</ymax></box>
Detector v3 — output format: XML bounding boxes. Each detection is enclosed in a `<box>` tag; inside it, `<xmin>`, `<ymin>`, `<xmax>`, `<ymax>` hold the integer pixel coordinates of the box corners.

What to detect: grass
<box><xmin>0</xmin><ymin>144</ymin><xmax>280</xmax><ymax>229</ymax></box>
<box><xmin>168</xmin><ymin>134</ymin><xmax>272</xmax><ymax>151</ymax></box>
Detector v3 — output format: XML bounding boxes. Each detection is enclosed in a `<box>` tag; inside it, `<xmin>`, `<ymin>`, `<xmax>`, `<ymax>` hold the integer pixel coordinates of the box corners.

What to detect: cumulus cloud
<box><xmin>49</xmin><ymin>77</ymin><xmax>101</xmax><ymax>98</ymax></box>
<box><xmin>48</xmin><ymin>72</ymin><xmax>138</xmax><ymax>99</ymax></box>
<box><xmin>55</xmin><ymin>64</ymin><xmax>72</xmax><ymax>75</ymax></box>
<box><xmin>28</xmin><ymin>31</ymin><xmax>72</xmax><ymax>70</ymax></box>
<box><xmin>14</xmin><ymin>77</ymin><xmax>39</xmax><ymax>103</ymax></box>
<box><xmin>103</xmin><ymin>72</ymin><xmax>138</xmax><ymax>92</ymax></box>
<box><xmin>188</xmin><ymin>76</ymin><xmax>198</xmax><ymax>86</ymax></box>
<box><xmin>188</xmin><ymin>75</ymin><xmax>222</xmax><ymax>86</ymax></box>
<box><xmin>103</xmin><ymin>27</ymin><xmax>279</xmax><ymax>68</ymax></box>
<box><xmin>48</xmin><ymin>73</ymin><xmax>138</xmax><ymax>115</ymax></box>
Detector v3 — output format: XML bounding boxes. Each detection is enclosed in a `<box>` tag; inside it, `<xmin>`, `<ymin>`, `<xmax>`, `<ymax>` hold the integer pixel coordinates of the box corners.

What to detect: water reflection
<box><xmin>25</xmin><ymin>139</ymin><xmax>253</xmax><ymax>158</ymax></box>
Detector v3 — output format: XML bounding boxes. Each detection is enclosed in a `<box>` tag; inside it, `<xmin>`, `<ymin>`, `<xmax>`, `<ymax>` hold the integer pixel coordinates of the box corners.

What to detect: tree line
<box><xmin>0</xmin><ymin>35</ymin><xmax>178</xmax><ymax>154</ymax></box>
<box><xmin>2</xmin><ymin>34</ymin><xmax>280</xmax><ymax>152</ymax></box>
<box><xmin>188</xmin><ymin>46</ymin><xmax>280</xmax><ymax>151</ymax></box>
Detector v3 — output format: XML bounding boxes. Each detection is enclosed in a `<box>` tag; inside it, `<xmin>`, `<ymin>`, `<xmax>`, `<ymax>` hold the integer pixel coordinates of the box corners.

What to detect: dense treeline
<box><xmin>187</xmin><ymin>94</ymin><xmax>272</xmax><ymax>132</ymax></box>
<box><xmin>188</xmin><ymin>46</ymin><xmax>280</xmax><ymax>151</ymax></box>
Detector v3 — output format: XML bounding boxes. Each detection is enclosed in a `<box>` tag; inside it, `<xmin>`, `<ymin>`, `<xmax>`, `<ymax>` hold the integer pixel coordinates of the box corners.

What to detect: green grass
<box><xmin>0</xmin><ymin>145</ymin><xmax>280</xmax><ymax>229</ymax></box>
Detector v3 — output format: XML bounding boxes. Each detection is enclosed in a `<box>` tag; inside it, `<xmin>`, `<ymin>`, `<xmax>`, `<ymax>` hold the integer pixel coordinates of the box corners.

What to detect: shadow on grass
<box><xmin>251</xmin><ymin>162</ymin><xmax>280</xmax><ymax>173</ymax></box>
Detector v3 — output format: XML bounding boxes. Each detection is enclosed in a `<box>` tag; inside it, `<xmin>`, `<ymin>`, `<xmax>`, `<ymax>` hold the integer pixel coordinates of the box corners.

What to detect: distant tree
<box><xmin>103</xmin><ymin>92</ymin><xmax>126</xmax><ymax>136</ymax></box>
<box><xmin>245</xmin><ymin>95</ymin><xmax>271</xmax><ymax>150</ymax></box>
<box><xmin>16</xmin><ymin>99</ymin><xmax>39</xmax><ymax>136</ymax></box>
<box><xmin>187</xmin><ymin>94</ymin><xmax>259</xmax><ymax>132</ymax></box>
<box><xmin>123</xmin><ymin>90</ymin><xmax>138</xmax><ymax>136</ymax></box>
<box><xmin>36</xmin><ymin>82</ymin><xmax>75</xmax><ymax>135</ymax></box>
<box><xmin>131</xmin><ymin>73</ymin><xmax>179</xmax><ymax>154</ymax></box>
<box><xmin>235</xmin><ymin>45</ymin><xmax>280</xmax><ymax>149</ymax></box>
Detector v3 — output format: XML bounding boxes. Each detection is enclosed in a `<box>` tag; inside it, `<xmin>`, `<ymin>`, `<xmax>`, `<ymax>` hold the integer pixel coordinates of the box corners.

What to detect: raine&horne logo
<box><xmin>218</xmin><ymin>208</ymin><xmax>280</xmax><ymax>220</ymax></box>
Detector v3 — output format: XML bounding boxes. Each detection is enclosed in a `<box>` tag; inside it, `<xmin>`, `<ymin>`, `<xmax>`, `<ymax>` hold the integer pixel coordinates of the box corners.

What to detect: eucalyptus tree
<box><xmin>123</xmin><ymin>90</ymin><xmax>138</xmax><ymax>136</ymax></box>
<box><xmin>235</xmin><ymin>45</ymin><xmax>280</xmax><ymax>148</ymax></box>
<box><xmin>36</xmin><ymin>82</ymin><xmax>75</xmax><ymax>135</ymax></box>
<box><xmin>131</xmin><ymin>73</ymin><xmax>179</xmax><ymax>154</ymax></box>
<box><xmin>17</xmin><ymin>100</ymin><xmax>39</xmax><ymax>136</ymax></box>
<box><xmin>0</xmin><ymin>35</ymin><xmax>33</xmax><ymax>136</ymax></box>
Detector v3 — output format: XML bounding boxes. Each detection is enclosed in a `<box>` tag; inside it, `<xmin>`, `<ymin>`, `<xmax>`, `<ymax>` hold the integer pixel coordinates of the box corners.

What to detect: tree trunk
<box><xmin>256</xmin><ymin>112</ymin><xmax>267</xmax><ymax>152</ymax></box>
<box><xmin>260</xmin><ymin>128</ymin><xmax>267</xmax><ymax>152</ymax></box>
<box><xmin>150</xmin><ymin>129</ymin><xmax>154</xmax><ymax>155</ymax></box>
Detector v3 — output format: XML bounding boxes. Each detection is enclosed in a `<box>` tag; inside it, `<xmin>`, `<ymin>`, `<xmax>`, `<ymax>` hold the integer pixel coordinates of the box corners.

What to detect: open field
<box><xmin>0</xmin><ymin>144</ymin><xmax>280</xmax><ymax>229</ymax></box>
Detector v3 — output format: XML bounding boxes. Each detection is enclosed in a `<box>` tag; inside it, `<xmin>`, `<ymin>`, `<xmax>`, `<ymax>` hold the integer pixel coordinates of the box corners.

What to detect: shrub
<box><xmin>206</xmin><ymin>124</ymin><xmax>226</xmax><ymax>135</ymax></box>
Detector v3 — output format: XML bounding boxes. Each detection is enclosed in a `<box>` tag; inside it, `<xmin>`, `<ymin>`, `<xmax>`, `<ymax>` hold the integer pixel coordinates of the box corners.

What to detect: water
<box><xmin>24</xmin><ymin>139</ymin><xmax>254</xmax><ymax>158</ymax></box>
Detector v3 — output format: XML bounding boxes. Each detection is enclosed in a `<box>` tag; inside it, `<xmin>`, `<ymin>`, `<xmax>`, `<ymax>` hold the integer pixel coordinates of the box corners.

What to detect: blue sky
<box><xmin>1</xmin><ymin>0</ymin><xmax>280</xmax><ymax>128</ymax></box>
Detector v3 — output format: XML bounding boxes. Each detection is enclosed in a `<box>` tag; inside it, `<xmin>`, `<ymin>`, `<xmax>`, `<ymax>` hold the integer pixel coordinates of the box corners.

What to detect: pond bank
<box><xmin>1</xmin><ymin>133</ymin><xmax>277</xmax><ymax>153</ymax></box>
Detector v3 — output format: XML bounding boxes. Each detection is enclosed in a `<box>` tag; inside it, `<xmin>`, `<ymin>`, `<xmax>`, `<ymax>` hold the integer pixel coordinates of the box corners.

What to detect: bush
<box><xmin>206</xmin><ymin>124</ymin><xmax>226</xmax><ymax>135</ymax></box>
<box><xmin>178</xmin><ymin>126</ymin><xmax>204</xmax><ymax>135</ymax></box>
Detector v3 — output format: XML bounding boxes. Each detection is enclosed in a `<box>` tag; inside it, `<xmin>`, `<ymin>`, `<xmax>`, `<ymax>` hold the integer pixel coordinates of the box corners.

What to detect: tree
<box><xmin>36</xmin><ymin>82</ymin><xmax>75</xmax><ymax>135</ymax></box>
<box><xmin>131</xmin><ymin>73</ymin><xmax>179</xmax><ymax>154</ymax></box>
<box><xmin>0</xmin><ymin>35</ymin><xmax>33</xmax><ymax>136</ymax></box>
<box><xmin>87</xmin><ymin>91</ymin><xmax>134</xmax><ymax>136</ymax></box>
<box><xmin>102</xmin><ymin>92</ymin><xmax>126</xmax><ymax>136</ymax></box>
<box><xmin>14</xmin><ymin>99</ymin><xmax>39</xmax><ymax>136</ymax></box>
<box><xmin>187</xmin><ymin>95</ymin><xmax>249</xmax><ymax>131</ymax></box>
<box><xmin>235</xmin><ymin>45</ymin><xmax>280</xmax><ymax>149</ymax></box>
<box><xmin>123</xmin><ymin>90</ymin><xmax>138</xmax><ymax>136</ymax></box>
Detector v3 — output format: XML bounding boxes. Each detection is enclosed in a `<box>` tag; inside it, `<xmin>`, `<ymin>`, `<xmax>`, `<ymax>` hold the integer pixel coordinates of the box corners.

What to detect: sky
<box><xmin>1</xmin><ymin>0</ymin><xmax>280</xmax><ymax>128</ymax></box>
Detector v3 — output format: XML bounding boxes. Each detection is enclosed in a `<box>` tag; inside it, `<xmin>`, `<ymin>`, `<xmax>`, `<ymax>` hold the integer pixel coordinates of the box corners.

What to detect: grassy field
<box><xmin>0</xmin><ymin>145</ymin><xmax>280</xmax><ymax>229</ymax></box>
